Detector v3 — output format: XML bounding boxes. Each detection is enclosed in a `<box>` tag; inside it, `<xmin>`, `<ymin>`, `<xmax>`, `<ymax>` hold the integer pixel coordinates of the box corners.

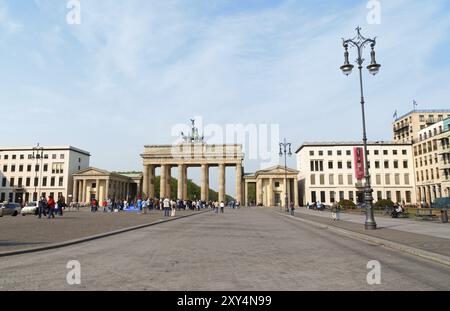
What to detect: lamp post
<box><xmin>279</xmin><ymin>138</ymin><xmax>292</xmax><ymax>213</ymax></box>
<box><xmin>32</xmin><ymin>143</ymin><xmax>44</xmax><ymax>202</ymax></box>
<box><xmin>340</xmin><ymin>27</ymin><xmax>381</xmax><ymax>230</ymax></box>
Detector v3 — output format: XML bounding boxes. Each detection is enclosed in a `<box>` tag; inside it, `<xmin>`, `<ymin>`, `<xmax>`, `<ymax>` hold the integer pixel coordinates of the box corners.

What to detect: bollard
<box><xmin>441</xmin><ymin>208</ymin><xmax>448</xmax><ymax>223</ymax></box>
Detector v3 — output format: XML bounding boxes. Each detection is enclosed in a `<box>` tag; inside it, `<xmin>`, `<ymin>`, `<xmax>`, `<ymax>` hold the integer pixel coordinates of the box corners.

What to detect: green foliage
<box><xmin>148</xmin><ymin>176</ymin><xmax>233</xmax><ymax>201</ymax></box>
<box><xmin>338</xmin><ymin>199</ymin><xmax>356</xmax><ymax>209</ymax></box>
<box><xmin>374</xmin><ymin>199</ymin><xmax>394</xmax><ymax>208</ymax></box>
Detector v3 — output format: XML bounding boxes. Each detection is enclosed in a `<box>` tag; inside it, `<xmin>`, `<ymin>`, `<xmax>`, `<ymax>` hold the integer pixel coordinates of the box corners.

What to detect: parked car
<box><xmin>0</xmin><ymin>203</ymin><xmax>21</xmax><ymax>217</ymax></box>
<box><xmin>21</xmin><ymin>202</ymin><xmax>39</xmax><ymax>216</ymax></box>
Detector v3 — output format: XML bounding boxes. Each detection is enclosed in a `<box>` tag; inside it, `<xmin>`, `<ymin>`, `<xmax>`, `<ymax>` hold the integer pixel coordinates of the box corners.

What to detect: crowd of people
<box><xmin>36</xmin><ymin>195</ymin><xmax>67</xmax><ymax>219</ymax></box>
<box><xmin>85</xmin><ymin>196</ymin><xmax>241</xmax><ymax>217</ymax></box>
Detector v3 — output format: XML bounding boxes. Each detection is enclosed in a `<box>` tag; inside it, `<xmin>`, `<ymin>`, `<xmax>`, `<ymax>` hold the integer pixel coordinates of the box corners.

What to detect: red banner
<box><xmin>354</xmin><ymin>147</ymin><xmax>365</xmax><ymax>180</ymax></box>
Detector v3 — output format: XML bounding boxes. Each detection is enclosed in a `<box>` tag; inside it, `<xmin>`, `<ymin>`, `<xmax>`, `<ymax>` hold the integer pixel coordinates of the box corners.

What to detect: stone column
<box><xmin>178</xmin><ymin>164</ymin><xmax>184</xmax><ymax>200</ymax></box>
<box><xmin>267</xmin><ymin>178</ymin><xmax>273</xmax><ymax>207</ymax></box>
<box><xmin>294</xmin><ymin>178</ymin><xmax>299</xmax><ymax>207</ymax></box>
<box><xmin>142</xmin><ymin>164</ymin><xmax>149</xmax><ymax>197</ymax></box>
<box><xmin>235</xmin><ymin>164</ymin><xmax>242</xmax><ymax>204</ymax></box>
<box><xmin>244</xmin><ymin>181</ymin><xmax>249</xmax><ymax>206</ymax></box>
<box><xmin>73</xmin><ymin>179</ymin><xmax>78</xmax><ymax>203</ymax></box>
<box><xmin>218</xmin><ymin>164</ymin><xmax>226</xmax><ymax>202</ymax></box>
<box><xmin>201</xmin><ymin>164</ymin><xmax>209</xmax><ymax>201</ymax></box>
<box><xmin>256</xmin><ymin>179</ymin><xmax>263</xmax><ymax>205</ymax></box>
<box><xmin>82</xmin><ymin>179</ymin><xmax>86</xmax><ymax>203</ymax></box>
<box><xmin>160</xmin><ymin>164</ymin><xmax>167</xmax><ymax>199</ymax></box>
<box><xmin>148</xmin><ymin>165</ymin><xmax>155</xmax><ymax>198</ymax></box>
<box><xmin>183</xmin><ymin>165</ymin><xmax>188</xmax><ymax>199</ymax></box>
<box><xmin>95</xmin><ymin>179</ymin><xmax>100</xmax><ymax>200</ymax></box>
<box><xmin>105</xmin><ymin>179</ymin><xmax>110</xmax><ymax>200</ymax></box>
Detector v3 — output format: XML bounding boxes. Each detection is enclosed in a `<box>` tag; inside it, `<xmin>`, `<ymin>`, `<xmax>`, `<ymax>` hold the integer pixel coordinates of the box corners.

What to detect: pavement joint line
<box><xmin>0</xmin><ymin>210</ymin><xmax>209</xmax><ymax>258</ymax></box>
<box><xmin>273</xmin><ymin>210</ymin><xmax>450</xmax><ymax>267</ymax></box>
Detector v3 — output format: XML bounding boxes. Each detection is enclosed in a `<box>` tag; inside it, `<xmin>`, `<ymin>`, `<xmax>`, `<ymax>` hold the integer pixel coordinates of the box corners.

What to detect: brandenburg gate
<box><xmin>140</xmin><ymin>121</ymin><xmax>245</xmax><ymax>203</ymax></box>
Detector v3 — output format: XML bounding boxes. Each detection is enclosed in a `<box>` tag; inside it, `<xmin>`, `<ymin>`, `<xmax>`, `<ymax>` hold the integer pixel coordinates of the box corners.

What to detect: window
<box><xmin>319</xmin><ymin>174</ymin><xmax>325</xmax><ymax>185</ymax></box>
<box><xmin>275</xmin><ymin>181</ymin><xmax>280</xmax><ymax>187</ymax></box>
<box><xmin>376</xmin><ymin>174</ymin><xmax>381</xmax><ymax>185</ymax></box>
<box><xmin>3</xmin><ymin>165</ymin><xmax>7</xmax><ymax>172</ymax></box>
<box><xmin>52</xmin><ymin>154</ymin><xmax>57</xmax><ymax>159</ymax></box>
<box><xmin>393</xmin><ymin>161</ymin><xmax>398</xmax><ymax>169</ymax></box>
<box><xmin>10</xmin><ymin>178</ymin><xmax>14</xmax><ymax>187</ymax></box>
<box><xmin>59</xmin><ymin>177</ymin><xmax>64</xmax><ymax>187</ymax></box>
<box><xmin>403</xmin><ymin>160</ymin><xmax>408</xmax><ymax>169</ymax></box>
<box><xmin>50</xmin><ymin>177</ymin><xmax>55</xmax><ymax>187</ymax></box>
<box><xmin>383</xmin><ymin>150</ymin><xmax>388</xmax><ymax>155</ymax></box>
<box><xmin>337</xmin><ymin>161</ymin><xmax>343</xmax><ymax>169</ymax></box>
<box><xmin>1</xmin><ymin>178</ymin><xmax>6</xmax><ymax>187</ymax></box>
<box><xmin>394</xmin><ymin>174</ymin><xmax>400</xmax><ymax>185</ymax></box>
<box><xmin>318</xmin><ymin>151</ymin><xmax>323</xmax><ymax>156</ymax></box>
<box><xmin>12</xmin><ymin>155</ymin><xmax>16</xmax><ymax>160</ymax></box>
<box><xmin>375</xmin><ymin>161</ymin><xmax>380</xmax><ymax>169</ymax></box>
<box><xmin>337</xmin><ymin>150</ymin><xmax>342</xmax><ymax>156</ymax></box>
<box><xmin>4</xmin><ymin>155</ymin><xmax>8</xmax><ymax>160</ymax></box>
<box><xmin>26</xmin><ymin>178</ymin><xmax>30</xmax><ymax>187</ymax></box>
<box><xmin>19</xmin><ymin>165</ymin><xmax>23</xmax><ymax>172</ymax></box>
<box><xmin>406</xmin><ymin>191</ymin><xmax>412</xmax><ymax>203</ymax></box>
<box><xmin>349</xmin><ymin>191</ymin><xmax>354</xmax><ymax>201</ymax></box>
<box><xmin>419</xmin><ymin>115</ymin><xmax>425</xmax><ymax>122</ymax></box>
<box><xmin>347</xmin><ymin>161</ymin><xmax>352</xmax><ymax>169</ymax></box>
<box><xmin>60</xmin><ymin>154</ymin><xmax>65</xmax><ymax>160</ymax></box>
<box><xmin>27</xmin><ymin>165</ymin><xmax>32</xmax><ymax>172</ymax></box>
<box><xmin>347</xmin><ymin>174</ymin><xmax>352</xmax><ymax>185</ymax></box>
<box><xmin>42</xmin><ymin>177</ymin><xmax>47</xmax><ymax>187</ymax></box>
<box><xmin>310</xmin><ymin>175</ymin><xmax>316</xmax><ymax>185</ymax></box>
<box><xmin>339</xmin><ymin>191</ymin><xmax>345</xmax><ymax>201</ymax></box>
<box><xmin>346</xmin><ymin>150</ymin><xmax>351</xmax><ymax>156</ymax></box>
<box><xmin>384</xmin><ymin>161</ymin><xmax>389</xmax><ymax>169</ymax></box>
<box><xmin>34</xmin><ymin>178</ymin><xmax>38</xmax><ymax>187</ymax></box>
<box><xmin>386</xmin><ymin>191</ymin><xmax>392</xmax><ymax>200</ymax></box>
<box><xmin>385</xmin><ymin>174</ymin><xmax>391</xmax><ymax>185</ymax></box>
<box><xmin>374</xmin><ymin>150</ymin><xmax>379</xmax><ymax>155</ymax></box>
<box><xmin>393</xmin><ymin>150</ymin><xmax>397</xmax><ymax>155</ymax></box>
<box><xmin>18</xmin><ymin>178</ymin><xmax>23</xmax><ymax>187</ymax></box>
<box><xmin>327</xmin><ymin>150</ymin><xmax>332</xmax><ymax>156</ymax></box>
<box><xmin>11</xmin><ymin>165</ymin><xmax>15</xmax><ymax>172</ymax></box>
<box><xmin>404</xmin><ymin>174</ymin><xmax>410</xmax><ymax>185</ymax></box>
<box><xmin>309</xmin><ymin>151</ymin><xmax>314</xmax><ymax>156</ymax></box>
<box><xmin>328</xmin><ymin>174</ymin><xmax>334</xmax><ymax>185</ymax></box>
<box><xmin>377</xmin><ymin>191</ymin><xmax>382</xmax><ymax>201</ymax></box>
<box><xmin>35</xmin><ymin>165</ymin><xmax>40</xmax><ymax>172</ymax></box>
<box><xmin>44</xmin><ymin>164</ymin><xmax>48</xmax><ymax>172</ymax></box>
<box><xmin>328</xmin><ymin>161</ymin><xmax>333</xmax><ymax>169</ymax></box>
<box><xmin>338</xmin><ymin>174</ymin><xmax>344</xmax><ymax>185</ymax></box>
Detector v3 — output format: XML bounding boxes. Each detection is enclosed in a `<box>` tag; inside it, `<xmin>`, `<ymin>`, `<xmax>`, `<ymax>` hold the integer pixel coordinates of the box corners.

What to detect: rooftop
<box><xmin>295</xmin><ymin>141</ymin><xmax>412</xmax><ymax>153</ymax></box>
<box><xmin>0</xmin><ymin>145</ymin><xmax>91</xmax><ymax>156</ymax></box>
<box><xmin>395</xmin><ymin>109</ymin><xmax>450</xmax><ymax>122</ymax></box>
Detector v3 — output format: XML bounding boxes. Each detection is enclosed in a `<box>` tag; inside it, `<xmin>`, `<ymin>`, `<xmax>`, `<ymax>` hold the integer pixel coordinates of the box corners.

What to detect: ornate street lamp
<box><xmin>279</xmin><ymin>138</ymin><xmax>292</xmax><ymax>212</ymax></box>
<box><xmin>32</xmin><ymin>143</ymin><xmax>44</xmax><ymax>202</ymax></box>
<box><xmin>340</xmin><ymin>27</ymin><xmax>380</xmax><ymax>230</ymax></box>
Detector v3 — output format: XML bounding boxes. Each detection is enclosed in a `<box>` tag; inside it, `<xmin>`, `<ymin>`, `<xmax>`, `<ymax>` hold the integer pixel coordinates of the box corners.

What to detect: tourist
<box><xmin>163</xmin><ymin>197</ymin><xmax>170</xmax><ymax>217</ymax></box>
<box><xmin>170</xmin><ymin>199</ymin><xmax>176</xmax><ymax>217</ymax></box>
<box><xmin>142</xmin><ymin>198</ymin><xmax>148</xmax><ymax>214</ymax></box>
<box><xmin>38</xmin><ymin>196</ymin><xmax>47</xmax><ymax>218</ymax></box>
<box><xmin>289</xmin><ymin>202</ymin><xmax>295</xmax><ymax>216</ymax></box>
<box><xmin>102</xmin><ymin>199</ymin><xmax>108</xmax><ymax>212</ymax></box>
<box><xmin>47</xmin><ymin>195</ymin><xmax>56</xmax><ymax>219</ymax></box>
<box><xmin>220</xmin><ymin>201</ymin><xmax>225</xmax><ymax>214</ymax></box>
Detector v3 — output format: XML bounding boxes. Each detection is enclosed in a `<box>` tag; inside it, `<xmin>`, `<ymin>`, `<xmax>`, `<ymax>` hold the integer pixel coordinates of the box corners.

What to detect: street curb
<box><xmin>0</xmin><ymin>211</ymin><xmax>209</xmax><ymax>258</ymax></box>
<box><xmin>274</xmin><ymin>211</ymin><xmax>450</xmax><ymax>267</ymax></box>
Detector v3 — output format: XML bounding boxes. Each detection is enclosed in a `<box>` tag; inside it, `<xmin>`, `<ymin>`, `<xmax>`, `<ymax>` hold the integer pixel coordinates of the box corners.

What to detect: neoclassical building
<box><xmin>244</xmin><ymin>165</ymin><xmax>299</xmax><ymax>207</ymax></box>
<box><xmin>73</xmin><ymin>167</ymin><xmax>141</xmax><ymax>203</ymax></box>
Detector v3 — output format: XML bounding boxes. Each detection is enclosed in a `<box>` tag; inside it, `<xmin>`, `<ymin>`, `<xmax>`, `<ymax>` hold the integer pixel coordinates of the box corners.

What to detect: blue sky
<box><xmin>1</xmin><ymin>0</ymin><xmax>450</xmax><ymax>194</ymax></box>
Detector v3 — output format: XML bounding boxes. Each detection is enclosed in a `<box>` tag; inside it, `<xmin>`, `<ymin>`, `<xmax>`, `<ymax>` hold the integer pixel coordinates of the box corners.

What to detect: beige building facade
<box><xmin>0</xmin><ymin>146</ymin><xmax>90</xmax><ymax>204</ymax></box>
<box><xmin>73</xmin><ymin>168</ymin><xmax>141</xmax><ymax>203</ymax></box>
<box><xmin>414</xmin><ymin>117</ymin><xmax>450</xmax><ymax>205</ymax></box>
<box><xmin>244</xmin><ymin>165</ymin><xmax>299</xmax><ymax>207</ymax></box>
<box><xmin>393</xmin><ymin>109</ymin><xmax>450</xmax><ymax>144</ymax></box>
<box><xmin>141</xmin><ymin>143</ymin><xmax>244</xmax><ymax>202</ymax></box>
<box><xmin>296</xmin><ymin>142</ymin><xmax>416</xmax><ymax>206</ymax></box>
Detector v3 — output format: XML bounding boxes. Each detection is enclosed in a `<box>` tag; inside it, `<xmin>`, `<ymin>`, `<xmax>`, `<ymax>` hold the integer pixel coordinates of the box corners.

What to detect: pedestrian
<box><xmin>220</xmin><ymin>201</ymin><xmax>225</xmax><ymax>214</ymax></box>
<box><xmin>331</xmin><ymin>202</ymin><xmax>340</xmax><ymax>221</ymax></box>
<box><xmin>163</xmin><ymin>197</ymin><xmax>170</xmax><ymax>217</ymax></box>
<box><xmin>38</xmin><ymin>196</ymin><xmax>47</xmax><ymax>218</ymax></box>
<box><xmin>142</xmin><ymin>198</ymin><xmax>148</xmax><ymax>214</ymax></box>
<box><xmin>47</xmin><ymin>195</ymin><xmax>56</xmax><ymax>219</ymax></box>
<box><xmin>289</xmin><ymin>202</ymin><xmax>295</xmax><ymax>216</ymax></box>
<box><xmin>170</xmin><ymin>199</ymin><xmax>176</xmax><ymax>217</ymax></box>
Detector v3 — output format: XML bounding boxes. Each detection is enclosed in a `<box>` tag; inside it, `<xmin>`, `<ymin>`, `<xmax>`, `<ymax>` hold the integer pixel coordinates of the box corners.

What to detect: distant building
<box><xmin>0</xmin><ymin>146</ymin><xmax>90</xmax><ymax>203</ymax></box>
<box><xmin>414</xmin><ymin>117</ymin><xmax>450</xmax><ymax>204</ymax></box>
<box><xmin>296</xmin><ymin>142</ymin><xmax>416</xmax><ymax>206</ymax></box>
<box><xmin>393</xmin><ymin>109</ymin><xmax>450</xmax><ymax>144</ymax></box>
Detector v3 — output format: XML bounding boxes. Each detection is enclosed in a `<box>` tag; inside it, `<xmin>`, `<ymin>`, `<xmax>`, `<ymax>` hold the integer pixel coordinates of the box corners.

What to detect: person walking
<box><xmin>47</xmin><ymin>195</ymin><xmax>56</xmax><ymax>219</ymax></box>
<box><xmin>38</xmin><ymin>196</ymin><xmax>47</xmax><ymax>218</ymax></box>
<box><xmin>170</xmin><ymin>199</ymin><xmax>176</xmax><ymax>217</ymax></box>
<box><xmin>220</xmin><ymin>201</ymin><xmax>225</xmax><ymax>214</ymax></box>
<box><xmin>142</xmin><ymin>198</ymin><xmax>148</xmax><ymax>214</ymax></box>
<box><xmin>163</xmin><ymin>197</ymin><xmax>170</xmax><ymax>217</ymax></box>
<box><xmin>289</xmin><ymin>202</ymin><xmax>295</xmax><ymax>216</ymax></box>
